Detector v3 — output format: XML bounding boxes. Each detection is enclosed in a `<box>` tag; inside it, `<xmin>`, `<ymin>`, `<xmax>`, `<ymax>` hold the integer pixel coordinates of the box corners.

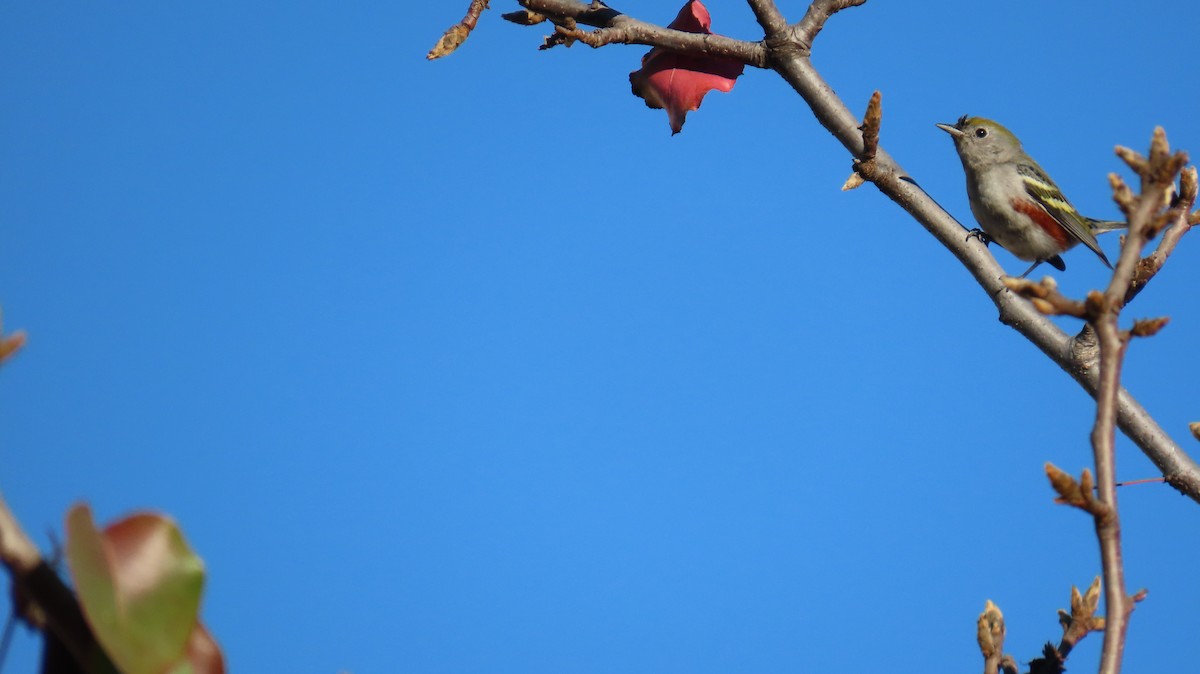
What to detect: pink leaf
<box><xmin>629</xmin><ymin>0</ymin><xmax>745</xmax><ymax>134</ymax></box>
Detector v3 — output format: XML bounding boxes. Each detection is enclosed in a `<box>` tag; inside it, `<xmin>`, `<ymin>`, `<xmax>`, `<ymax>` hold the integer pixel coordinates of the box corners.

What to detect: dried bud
<box><xmin>1115</xmin><ymin>146</ymin><xmax>1148</xmax><ymax>176</ymax></box>
<box><xmin>1180</xmin><ymin>166</ymin><xmax>1199</xmax><ymax>204</ymax></box>
<box><xmin>1046</xmin><ymin>463</ymin><xmax>1083</xmax><ymax>505</ymax></box>
<box><xmin>859</xmin><ymin>91</ymin><xmax>882</xmax><ymax>160</ymax></box>
<box><xmin>1108</xmin><ymin>172</ymin><xmax>1136</xmax><ymax>214</ymax></box>
<box><xmin>1081</xmin><ymin>576</ymin><xmax>1102</xmax><ymax>615</ymax></box>
<box><xmin>0</xmin><ymin>331</ymin><xmax>25</xmax><ymax>365</ymax></box>
<box><xmin>841</xmin><ymin>172</ymin><xmax>865</xmax><ymax>191</ymax></box>
<box><xmin>1030</xmin><ymin>298</ymin><xmax>1056</xmax><ymax>315</ymax></box>
<box><xmin>977</xmin><ymin>600</ymin><xmax>1006</xmax><ymax>659</ymax></box>
<box><xmin>1084</xmin><ymin>291</ymin><xmax>1107</xmax><ymax>320</ymax></box>
<box><xmin>502</xmin><ymin>10</ymin><xmax>548</xmax><ymax>25</ymax></box>
<box><xmin>1130</xmin><ymin>317</ymin><xmax>1170</xmax><ymax>337</ymax></box>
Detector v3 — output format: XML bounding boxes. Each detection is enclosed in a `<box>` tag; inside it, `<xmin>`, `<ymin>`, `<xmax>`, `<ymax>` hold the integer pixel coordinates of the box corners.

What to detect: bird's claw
<box><xmin>965</xmin><ymin>228</ymin><xmax>993</xmax><ymax>246</ymax></box>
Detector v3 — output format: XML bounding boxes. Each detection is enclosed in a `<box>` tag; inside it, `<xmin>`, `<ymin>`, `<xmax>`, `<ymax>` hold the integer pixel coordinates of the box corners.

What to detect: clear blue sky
<box><xmin>2</xmin><ymin>1</ymin><xmax>1199</xmax><ymax>672</ymax></box>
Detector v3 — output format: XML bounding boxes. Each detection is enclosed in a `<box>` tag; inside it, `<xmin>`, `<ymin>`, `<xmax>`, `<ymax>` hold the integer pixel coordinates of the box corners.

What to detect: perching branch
<box><xmin>439</xmin><ymin>0</ymin><xmax>1200</xmax><ymax>500</ymax></box>
<box><xmin>808</xmin><ymin>42</ymin><xmax>1200</xmax><ymax>505</ymax></box>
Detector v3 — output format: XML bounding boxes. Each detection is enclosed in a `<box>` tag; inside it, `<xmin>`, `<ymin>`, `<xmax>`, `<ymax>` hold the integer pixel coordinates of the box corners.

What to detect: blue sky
<box><xmin>2</xmin><ymin>1</ymin><xmax>1199</xmax><ymax>672</ymax></box>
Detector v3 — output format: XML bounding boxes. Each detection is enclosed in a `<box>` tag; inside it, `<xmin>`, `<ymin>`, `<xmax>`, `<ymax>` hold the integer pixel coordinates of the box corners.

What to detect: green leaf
<box><xmin>66</xmin><ymin>504</ymin><xmax>207</xmax><ymax>674</ymax></box>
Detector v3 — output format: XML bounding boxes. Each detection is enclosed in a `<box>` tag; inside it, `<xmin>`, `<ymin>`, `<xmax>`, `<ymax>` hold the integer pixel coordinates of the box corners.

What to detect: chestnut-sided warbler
<box><xmin>937</xmin><ymin>115</ymin><xmax>1124</xmax><ymax>277</ymax></box>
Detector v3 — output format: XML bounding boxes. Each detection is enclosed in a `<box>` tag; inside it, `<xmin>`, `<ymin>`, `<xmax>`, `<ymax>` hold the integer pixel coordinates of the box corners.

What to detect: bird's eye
<box><xmin>974</xmin><ymin>127</ymin><xmax>988</xmax><ymax>138</ymax></box>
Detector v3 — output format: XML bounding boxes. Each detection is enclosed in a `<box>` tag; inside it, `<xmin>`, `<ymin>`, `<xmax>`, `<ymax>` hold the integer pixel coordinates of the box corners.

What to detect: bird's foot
<box><xmin>965</xmin><ymin>228</ymin><xmax>993</xmax><ymax>246</ymax></box>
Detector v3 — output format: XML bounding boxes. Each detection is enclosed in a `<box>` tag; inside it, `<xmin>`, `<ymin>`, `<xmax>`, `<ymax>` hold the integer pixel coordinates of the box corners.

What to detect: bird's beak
<box><xmin>935</xmin><ymin>122</ymin><xmax>963</xmax><ymax>138</ymax></box>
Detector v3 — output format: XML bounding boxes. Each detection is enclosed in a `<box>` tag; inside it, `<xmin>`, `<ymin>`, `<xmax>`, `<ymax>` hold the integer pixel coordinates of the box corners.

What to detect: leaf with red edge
<box><xmin>168</xmin><ymin>623</ymin><xmax>226</xmax><ymax>674</ymax></box>
<box><xmin>66</xmin><ymin>504</ymin><xmax>224</xmax><ymax>674</ymax></box>
<box><xmin>629</xmin><ymin>0</ymin><xmax>744</xmax><ymax>134</ymax></box>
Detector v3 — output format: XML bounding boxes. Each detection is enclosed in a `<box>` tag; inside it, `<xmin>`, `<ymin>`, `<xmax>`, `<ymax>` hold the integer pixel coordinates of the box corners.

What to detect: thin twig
<box><xmin>1124</xmin><ymin>166</ymin><xmax>1198</xmax><ymax>304</ymax></box>
<box><xmin>518</xmin><ymin>0</ymin><xmax>768</xmax><ymax>66</ymax></box>
<box><xmin>792</xmin><ymin>0</ymin><xmax>866</xmax><ymax>50</ymax></box>
<box><xmin>1081</xmin><ymin>129</ymin><xmax>1186</xmax><ymax>674</ymax></box>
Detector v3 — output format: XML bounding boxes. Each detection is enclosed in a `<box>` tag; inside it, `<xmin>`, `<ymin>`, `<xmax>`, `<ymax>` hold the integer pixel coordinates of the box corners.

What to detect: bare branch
<box><xmin>746</xmin><ymin>0</ymin><xmax>788</xmax><ymax>36</ymax></box>
<box><xmin>428</xmin><ymin>0</ymin><xmax>492</xmax><ymax>60</ymax></box>
<box><xmin>518</xmin><ymin>0</ymin><xmax>768</xmax><ymax>66</ymax></box>
<box><xmin>487</xmin><ymin>0</ymin><xmax>1200</xmax><ymax>502</ymax></box>
<box><xmin>793</xmin><ymin>0</ymin><xmax>867</xmax><ymax>49</ymax></box>
<box><xmin>1079</xmin><ymin>127</ymin><xmax>1190</xmax><ymax>674</ymax></box>
<box><xmin>762</xmin><ymin>11</ymin><xmax>1200</xmax><ymax>504</ymax></box>
<box><xmin>467</xmin><ymin>4</ymin><xmax>1200</xmax><ymax>672</ymax></box>
<box><xmin>1123</xmin><ymin>166</ymin><xmax>1197</xmax><ymax>304</ymax></box>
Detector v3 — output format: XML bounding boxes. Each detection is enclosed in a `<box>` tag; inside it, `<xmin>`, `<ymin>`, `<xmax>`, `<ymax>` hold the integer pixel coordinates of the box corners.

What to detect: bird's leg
<box><xmin>1018</xmin><ymin>259</ymin><xmax>1044</xmax><ymax>278</ymax></box>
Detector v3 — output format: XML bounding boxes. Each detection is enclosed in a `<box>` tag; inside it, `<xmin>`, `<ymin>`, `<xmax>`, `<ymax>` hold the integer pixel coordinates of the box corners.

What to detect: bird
<box><xmin>936</xmin><ymin>115</ymin><xmax>1123</xmax><ymax>277</ymax></box>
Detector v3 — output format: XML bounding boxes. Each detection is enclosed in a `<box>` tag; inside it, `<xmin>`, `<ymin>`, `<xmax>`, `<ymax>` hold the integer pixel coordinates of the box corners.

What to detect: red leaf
<box><xmin>629</xmin><ymin>0</ymin><xmax>745</xmax><ymax>134</ymax></box>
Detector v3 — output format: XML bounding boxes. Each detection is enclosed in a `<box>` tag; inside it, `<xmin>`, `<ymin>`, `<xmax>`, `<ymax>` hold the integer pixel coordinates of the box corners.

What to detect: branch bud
<box><xmin>1130</xmin><ymin>316</ymin><xmax>1170</xmax><ymax>337</ymax></box>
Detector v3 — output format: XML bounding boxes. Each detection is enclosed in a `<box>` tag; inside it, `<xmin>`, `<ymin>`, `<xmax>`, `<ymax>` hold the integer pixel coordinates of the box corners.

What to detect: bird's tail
<box><xmin>1086</xmin><ymin>217</ymin><xmax>1126</xmax><ymax>235</ymax></box>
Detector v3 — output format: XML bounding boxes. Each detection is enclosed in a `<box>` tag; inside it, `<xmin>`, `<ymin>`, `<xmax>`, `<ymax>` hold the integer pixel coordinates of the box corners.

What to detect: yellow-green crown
<box><xmin>953</xmin><ymin>115</ymin><xmax>1021</xmax><ymax>146</ymax></box>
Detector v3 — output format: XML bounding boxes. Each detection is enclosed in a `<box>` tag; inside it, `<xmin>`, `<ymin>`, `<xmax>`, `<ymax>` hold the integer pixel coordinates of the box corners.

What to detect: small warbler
<box><xmin>937</xmin><ymin>115</ymin><xmax>1123</xmax><ymax>277</ymax></box>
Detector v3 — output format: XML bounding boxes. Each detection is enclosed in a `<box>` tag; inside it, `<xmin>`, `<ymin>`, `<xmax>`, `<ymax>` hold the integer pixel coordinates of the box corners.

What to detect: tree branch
<box><xmin>746</xmin><ymin>0</ymin><xmax>788</xmax><ymax>37</ymax></box>
<box><xmin>1084</xmin><ymin>129</ymin><xmax>1186</xmax><ymax>674</ymax></box>
<box><xmin>512</xmin><ymin>0</ymin><xmax>769</xmax><ymax>67</ymax></box>
<box><xmin>1123</xmin><ymin>165</ymin><xmax>1197</xmax><ymax>304</ymax></box>
<box><xmin>478</xmin><ymin>0</ymin><xmax>1200</xmax><ymax>499</ymax></box>
<box><xmin>0</xmin><ymin>493</ymin><xmax>116</xmax><ymax>674</ymax></box>
<box><xmin>428</xmin><ymin>0</ymin><xmax>492</xmax><ymax>60</ymax></box>
<box><xmin>775</xmin><ymin>21</ymin><xmax>1200</xmax><ymax>503</ymax></box>
<box><xmin>792</xmin><ymin>0</ymin><xmax>867</xmax><ymax>49</ymax></box>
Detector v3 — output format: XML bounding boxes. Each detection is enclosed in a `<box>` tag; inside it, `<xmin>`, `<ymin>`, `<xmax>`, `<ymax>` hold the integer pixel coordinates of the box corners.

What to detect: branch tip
<box><xmin>977</xmin><ymin>599</ymin><xmax>1006</xmax><ymax>660</ymax></box>
<box><xmin>0</xmin><ymin>330</ymin><xmax>25</xmax><ymax>366</ymax></box>
<box><xmin>1130</xmin><ymin>316</ymin><xmax>1169</xmax><ymax>338</ymax></box>
<box><xmin>1108</xmin><ymin>172</ymin><xmax>1136</xmax><ymax>214</ymax></box>
<box><xmin>502</xmin><ymin>9</ymin><xmax>547</xmax><ymax>25</ymax></box>
<box><xmin>428</xmin><ymin>0</ymin><xmax>492</xmax><ymax>60</ymax></box>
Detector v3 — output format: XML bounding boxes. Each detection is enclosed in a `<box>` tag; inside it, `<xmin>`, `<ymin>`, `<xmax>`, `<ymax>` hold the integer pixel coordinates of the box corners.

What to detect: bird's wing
<box><xmin>1017</xmin><ymin>163</ymin><xmax>1112</xmax><ymax>267</ymax></box>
